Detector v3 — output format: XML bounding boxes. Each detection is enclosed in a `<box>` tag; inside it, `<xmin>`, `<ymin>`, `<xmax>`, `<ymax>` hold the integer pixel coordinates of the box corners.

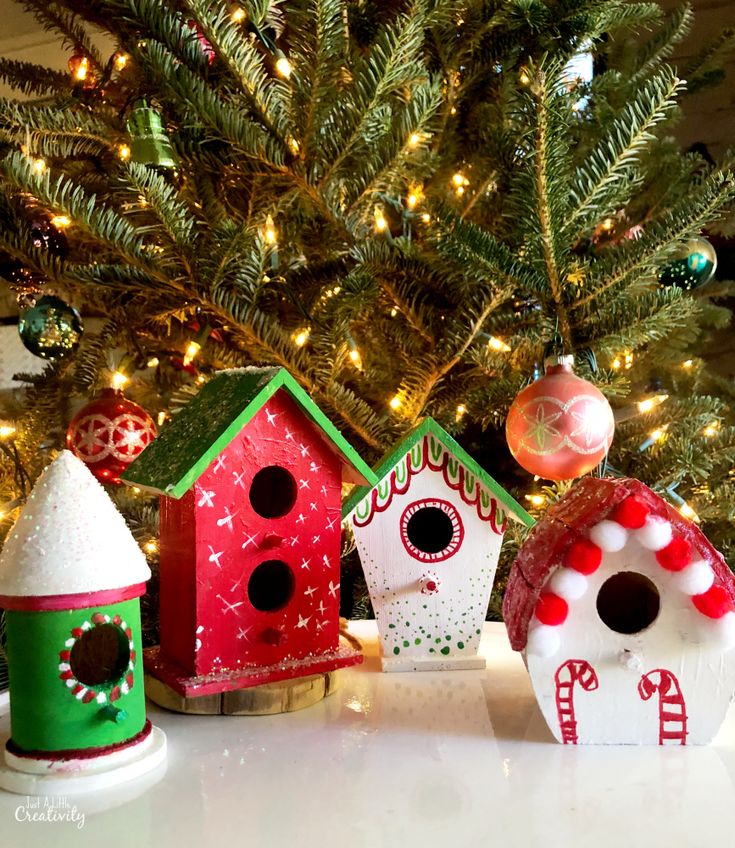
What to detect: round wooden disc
<box><xmin>145</xmin><ymin>670</ymin><xmax>340</xmax><ymax>716</ymax></box>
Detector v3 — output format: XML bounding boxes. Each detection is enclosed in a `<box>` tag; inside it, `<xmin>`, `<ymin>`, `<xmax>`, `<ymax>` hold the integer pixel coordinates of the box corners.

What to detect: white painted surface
<box><xmin>1</xmin><ymin>622</ymin><xmax>735</xmax><ymax>845</ymax></box>
<box><xmin>0</xmin><ymin>451</ymin><xmax>150</xmax><ymax>598</ymax></box>
<box><xmin>0</xmin><ymin>726</ymin><xmax>166</xmax><ymax>796</ymax></box>
<box><xmin>527</xmin><ymin>538</ymin><xmax>735</xmax><ymax>745</ymax></box>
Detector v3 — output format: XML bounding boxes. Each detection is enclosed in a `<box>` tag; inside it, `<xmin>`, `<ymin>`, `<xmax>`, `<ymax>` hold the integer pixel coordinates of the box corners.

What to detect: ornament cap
<box><xmin>543</xmin><ymin>354</ymin><xmax>574</xmax><ymax>374</ymax></box>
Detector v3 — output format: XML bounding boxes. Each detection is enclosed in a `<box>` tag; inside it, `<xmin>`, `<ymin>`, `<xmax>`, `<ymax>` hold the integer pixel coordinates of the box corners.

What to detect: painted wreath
<box><xmin>58</xmin><ymin>612</ymin><xmax>136</xmax><ymax>705</ymax></box>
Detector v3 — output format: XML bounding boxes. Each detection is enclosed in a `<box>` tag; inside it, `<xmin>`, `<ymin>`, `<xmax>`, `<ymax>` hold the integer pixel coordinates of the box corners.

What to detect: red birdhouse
<box><xmin>122</xmin><ymin>368</ymin><xmax>376</xmax><ymax>701</ymax></box>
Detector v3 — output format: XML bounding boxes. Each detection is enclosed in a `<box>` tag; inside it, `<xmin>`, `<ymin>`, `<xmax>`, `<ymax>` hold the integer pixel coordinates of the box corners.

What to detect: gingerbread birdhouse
<box><xmin>0</xmin><ymin>451</ymin><xmax>166</xmax><ymax>795</ymax></box>
<box><xmin>122</xmin><ymin>367</ymin><xmax>376</xmax><ymax>707</ymax></box>
<box><xmin>344</xmin><ymin>418</ymin><xmax>533</xmax><ymax>671</ymax></box>
<box><xmin>504</xmin><ymin>476</ymin><xmax>735</xmax><ymax>746</ymax></box>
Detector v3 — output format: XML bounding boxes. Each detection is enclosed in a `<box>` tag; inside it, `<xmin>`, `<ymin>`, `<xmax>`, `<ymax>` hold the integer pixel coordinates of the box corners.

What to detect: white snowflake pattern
<box><xmin>216</xmin><ymin>594</ymin><xmax>244</xmax><ymax>617</ymax></box>
<box><xmin>242</xmin><ymin>531</ymin><xmax>258</xmax><ymax>550</ymax></box>
<box><xmin>217</xmin><ymin>506</ymin><xmax>237</xmax><ymax>531</ymax></box>
<box><xmin>197</xmin><ymin>488</ymin><xmax>215</xmax><ymax>508</ymax></box>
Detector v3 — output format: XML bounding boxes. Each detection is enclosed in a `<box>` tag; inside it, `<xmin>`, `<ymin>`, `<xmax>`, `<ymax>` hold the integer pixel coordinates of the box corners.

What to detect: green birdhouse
<box><xmin>0</xmin><ymin>451</ymin><xmax>166</xmax><ymax>795</ymax></box>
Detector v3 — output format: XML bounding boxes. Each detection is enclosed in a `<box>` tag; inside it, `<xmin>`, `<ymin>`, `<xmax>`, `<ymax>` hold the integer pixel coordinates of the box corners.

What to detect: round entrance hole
<box><xmin>248</xmin><ymin>465</ymin><xmax>297</xmax><ymax>519</ymax></box>
<box><xmin>248</xmin><ymin>559</ymin><xmax>295</xmax><ymax>611</ymax></box>
<box><xmin>596</xmin><ymin>571</ymin><xmax>660</xmax><ymax>635</ymax></box>
<box><xmin>69</xmin><ymin>623</ymin><xmax>131</xmax><ymax>687</ymax></box>
<box><xmin>400</xmin><ymin>499</ymin><xmax>464</xmax><ymax>562</ymax></box>
<box><xmin>407</xmin><ymin>507</ymin><xmax>454</xmax><ymax>553</ymax></box>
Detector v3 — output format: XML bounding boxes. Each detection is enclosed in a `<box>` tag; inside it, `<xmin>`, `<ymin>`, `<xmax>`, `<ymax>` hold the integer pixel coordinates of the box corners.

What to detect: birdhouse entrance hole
<box><xmin>407</xmin><ymin>507</ymin><xmax>453</xmax><ymax>553</ymax></box>
<box><xmin>249</xmin><ymin>465</ymin><xmax>298</xmax><ymax>518</ymax></box>
<box><xmin>248</xmin><ymin>559</ymin><xmax>295</xmax><ymax>611</ymax></box>
<box><xmin>596</xmin><ymin>571</ymin><xmax>660</xmax><ymax>635</ymax></box>
<box><xmin>400</xmin><ymin>499</ymin><xmax>464</xmax><ymax>562</ymax></box>
<box><xmin>69</xmin><ymin>623</ymin><xmax>131</xmax><ymax>687</ymax></box>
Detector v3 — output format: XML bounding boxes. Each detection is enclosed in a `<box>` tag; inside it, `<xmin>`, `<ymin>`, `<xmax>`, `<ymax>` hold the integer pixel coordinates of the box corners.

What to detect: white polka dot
<box><xmin>589</xmin><ymin>520</ymin><xmax>628</xmax><ymax>552</ymax></box>
<box><xmin>633</xmin><ymin>515</ymin><xmax>672</xmax><ymax>551</ymax></box>
<box><xmin>671</xmin><ymin>559</ymin><xmax>715</xmax><ymax>596</ymax></box>
<box><xmin>548</xmin><ymin>568</ymin><xmax>588</xmax><ymax>602</ymax></box>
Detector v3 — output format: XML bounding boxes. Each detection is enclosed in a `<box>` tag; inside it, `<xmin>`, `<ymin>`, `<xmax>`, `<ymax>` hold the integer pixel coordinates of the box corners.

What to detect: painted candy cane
<box><xmin>638</xmin><ymin>669</ymin><xmax>688</xmax><ymax>746</ymax></box>
<box><xmin>554</xmin><ymin>660</ymin><xmax>599</xmax><ymax>744</ymax></box>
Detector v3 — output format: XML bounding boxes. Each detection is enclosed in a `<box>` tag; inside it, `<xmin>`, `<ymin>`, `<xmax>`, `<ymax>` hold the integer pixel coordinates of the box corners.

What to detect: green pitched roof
<box><xmin>122</xmin><ymin>367</ymin><xmax>376</xmax><ymax>498</ymax></box>
<box><xmin>342</xmin><ymin>416</ymin><xmax>534</xmax><ymax>526</ymax></box>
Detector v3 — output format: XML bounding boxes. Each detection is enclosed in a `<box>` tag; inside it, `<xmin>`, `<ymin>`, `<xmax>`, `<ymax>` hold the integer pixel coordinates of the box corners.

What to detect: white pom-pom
<box><xmin>633</xmin><ymin>515</ymin><xmax>672</xmax><ymax>551</ymax></box>
<box><xmin>671</xmin><ymin>559</ymin><xmax>715</xmax><ymax>596</ymax></box>
<box><xmin>707</xmin><ymin>612</ymin><xmax>735</xmax><ymax>650</ymax></box>
<box><xmin>548</xmin><ymin>567</ymin><xmax>588</xmax><ymax>602</ymax></box>
<box><xmin>526</xmin><ymin>623</ymin><xmax>561</xmax><ymax>658</ymax></box>
<box><xmin>589</xmin><ymin>520</ymin><xmax>628</xmax><ymax>552</ymax></box>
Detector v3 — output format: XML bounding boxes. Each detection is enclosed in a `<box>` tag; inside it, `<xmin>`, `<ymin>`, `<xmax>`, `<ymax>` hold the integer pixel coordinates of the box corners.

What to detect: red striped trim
<box><xmin>354</xmin><ymin>435</ymin><xmax>508</xmax><ymax>534</ymax></box>
<box><xmin>0</xmin><ymin>582</ymin><xmax>147</xmax><ymax>611</ymax></box>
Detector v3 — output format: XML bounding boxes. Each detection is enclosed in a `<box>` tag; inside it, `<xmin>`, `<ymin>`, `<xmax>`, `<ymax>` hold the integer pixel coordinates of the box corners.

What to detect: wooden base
<box><xmin>380</xmin><ymin>654</ymin><xmax>486</xmax><ymax>672</ymax></box>
<box><xmin>145</xmin><ymin>670</ymin><xmax>340</xmax><ymax>715</ymax></box>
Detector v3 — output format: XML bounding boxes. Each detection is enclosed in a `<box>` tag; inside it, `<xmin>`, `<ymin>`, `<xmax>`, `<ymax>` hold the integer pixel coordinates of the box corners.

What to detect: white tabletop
<box><xmin>2</xmin><ymin>620</ymin><xmax>735</xmax><ymax>847</ymax></box>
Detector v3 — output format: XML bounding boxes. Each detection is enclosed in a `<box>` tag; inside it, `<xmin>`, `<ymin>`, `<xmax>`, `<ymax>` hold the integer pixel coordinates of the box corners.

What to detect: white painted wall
<box><xmin>353</xmin><ymin>464</ymin><xmax>505</xmax><ymax>672</ymax></box>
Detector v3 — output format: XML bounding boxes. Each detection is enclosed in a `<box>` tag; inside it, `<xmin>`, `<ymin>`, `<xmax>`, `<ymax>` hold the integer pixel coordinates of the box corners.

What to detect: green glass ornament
<box><xmin>18</xmin><ymin>295</ymin><xmax>83</xmax><ymax>360</ymax></box>
<box><xmin>125</xmin><ymin>101</ymin><xmax>178</xmax><ymax>169</ymax></box>
<box><xmin>660</xmin><ymin>237</ymin><xmax>717</xmax><ymax>290</ymax></box>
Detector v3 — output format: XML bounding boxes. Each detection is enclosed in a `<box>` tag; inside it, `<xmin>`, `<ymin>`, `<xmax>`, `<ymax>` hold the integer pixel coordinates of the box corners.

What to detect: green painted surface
<box><xmin>6</xmin><ymin>598</ymin><xmax>146</xmax><ymax>753</ymax></box>
<box><xmin>342</xmin><ymin>416</ymin><xmax>534</xmax><ymax>526</ymax></box>
<box><xmin>122</xmin><ymin>367</ymin><xmax>376</xmax><ymax>496</ymax></box>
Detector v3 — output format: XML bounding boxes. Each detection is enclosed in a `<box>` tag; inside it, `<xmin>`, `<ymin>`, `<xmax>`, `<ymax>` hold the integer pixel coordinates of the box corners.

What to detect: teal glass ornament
<box><xmin>660</xmin><ymin>237</ymin><xmax>717</xmax><ymax>290</ymax></box>
<box><xmin>18</xmin><ymin>295</ymin><xmax>83</xmax><ymax>360</ymax></box>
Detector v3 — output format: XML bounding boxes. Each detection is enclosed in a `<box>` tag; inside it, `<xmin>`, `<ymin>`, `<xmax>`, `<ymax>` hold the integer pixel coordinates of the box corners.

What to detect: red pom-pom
<box><xmin>535</xmin><ymin>592</ymin><xmax>569</xmax><ymax>626</ymax></box>
<box><xmin>612</xmin><ymin>496</ymin><xmax>650</xmax><ymax>529</ymax></box>
<box><xmin>692</xmin><ymin>584</ymin><xmax>734</xmax><ymax>619</ymax></box>
<box><xmin>564</xmin><ymin>539</ymin><xmax>602</xmax><ymax>575</ymax></box>
<box><xmin>655</xmin><ymin>537</ymin><xmax>692</xmax><ymax>572</ymax></box>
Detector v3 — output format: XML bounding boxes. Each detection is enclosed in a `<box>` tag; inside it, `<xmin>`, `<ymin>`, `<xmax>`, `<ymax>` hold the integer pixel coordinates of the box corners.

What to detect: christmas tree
<box><xmin>0</xmin><ymin>0</ymin><xmax>733</xmax><ymax>637</ymax></box>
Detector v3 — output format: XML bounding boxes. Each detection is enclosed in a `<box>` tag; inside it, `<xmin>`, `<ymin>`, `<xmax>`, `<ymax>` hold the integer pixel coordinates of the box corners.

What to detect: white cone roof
<box><xmin>0</xmin><ymin>451</ymin><xmax>150</xmax><ymax>599</ymax></box>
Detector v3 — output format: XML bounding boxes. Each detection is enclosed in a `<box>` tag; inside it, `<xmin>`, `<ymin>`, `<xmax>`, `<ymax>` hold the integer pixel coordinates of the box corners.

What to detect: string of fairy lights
<box><xmin>3</xmin><ymin>7</ymin><xmax>722</xmax><ymax>537</ymax></box>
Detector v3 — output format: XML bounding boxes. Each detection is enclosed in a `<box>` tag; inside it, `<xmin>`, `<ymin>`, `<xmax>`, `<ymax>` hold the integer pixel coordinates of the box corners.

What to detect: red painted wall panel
<box><xmin>159</xmin><ymin>489</ymin><xmax>197</xmax><ymax>673</ymax></box>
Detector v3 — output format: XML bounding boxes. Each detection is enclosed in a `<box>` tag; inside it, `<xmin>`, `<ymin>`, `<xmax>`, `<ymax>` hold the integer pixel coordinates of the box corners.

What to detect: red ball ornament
<box><xmin>505</xmin><ymin>355</ymin><xmax>615</xmax><ymax>480</ymax></box>
<box><xmin>66</xmin><ymin>388</ymin><xmax>157</xmax><ymax>484</ymax></box>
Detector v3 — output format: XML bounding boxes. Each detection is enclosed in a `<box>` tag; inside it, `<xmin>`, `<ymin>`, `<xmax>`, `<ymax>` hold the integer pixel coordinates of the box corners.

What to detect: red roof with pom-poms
<box><xmin>503</xmin><ymin>477</ymin><xmax>735</xmax><ymax>652</ymax></box>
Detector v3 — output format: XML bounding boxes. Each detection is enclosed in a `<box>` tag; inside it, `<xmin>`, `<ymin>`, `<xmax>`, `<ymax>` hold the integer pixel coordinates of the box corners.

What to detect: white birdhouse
<box><xmin>344</xmin><ymin>418</ymin><xmax>533</xmax><ymax>671</ymax></box>
<box><xmin>504</xmin><ymin>477</ymin><xmax>735</xmax><ymax>745</ymax></box>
